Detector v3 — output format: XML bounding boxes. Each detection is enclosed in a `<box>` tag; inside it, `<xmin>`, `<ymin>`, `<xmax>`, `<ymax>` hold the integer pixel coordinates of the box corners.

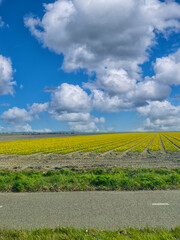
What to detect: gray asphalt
<box><xmin>0</xmin><ymin>191</ymin><xmax>179</xmax><ymax>230</ymax></box>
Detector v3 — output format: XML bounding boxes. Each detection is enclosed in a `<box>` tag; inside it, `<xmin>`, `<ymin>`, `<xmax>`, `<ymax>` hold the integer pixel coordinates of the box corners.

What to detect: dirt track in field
<box><xmin>0</xmin><ymin>151</ymin><xmax>180</xmax><ymax>170</ymax></box>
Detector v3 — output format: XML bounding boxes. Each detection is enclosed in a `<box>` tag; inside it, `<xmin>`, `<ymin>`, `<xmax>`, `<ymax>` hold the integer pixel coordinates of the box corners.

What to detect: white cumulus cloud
<box><xmin>48</xmin><ymin>83</ymin><xmax>105</xmax><ymax>132</ymax></box>
<box><xmin>1</xmin><ymin>107</ymin><xmax>33</xmax><ymax>125</ymax></box>
<box><xmin>23</xmin><ymin>0</ymin><xmax>180</xmax><ymax>132</ymax></box>
<box><xmin>28</xmin><ymin>102</ymin><xmax>49</xmax><ymax>115</ymax></box>
<box><xmin>0</xmin><ymin>106</ymin><xmax>52</xmax><ymax>133</ymax></box>
<box><xmin>153</xmin><ymin>49</ymin><xmax>180</xmax><ymax>85</ymax></box>
<box><xmin>25</xmin><ymin>0</ymin><xmax>180</xmax><ymax>113</ymax></box>
<box><xmin>25</xmin><ymin>0</ymin><xmax>180</xmax><ymax>75</ymax></box>
<box><xmin>1</xmin><ymin>83</ymin><xmax>106</xmax><ymax>132</ymax></box>
<box><xmin>1</xmin><ymin>104</ymin><xmax>49</xmax><ymax>128</ymax></box>
<box><xmin>49</xmin><ymin>83</ymin><xmax>91</xmax><ymax>114</ymax></box>
<box><xmin>137</xmin><ymin>101</ymin><xmax>180</xmax><ymax>131</ymax></box>
<box><xmin>0</xmin><ymin>55</ymin><xmax>16</xmax><ymax>95</ymax></box>
<box><xmin>69</xmin><ymin>121</ymin><xmax>98</xmax><ymax>132</ymax></box>
<box><xmin>0</xmin><ymin>124</ymin><xmax>52</xmax><ymax>133</ymax></box>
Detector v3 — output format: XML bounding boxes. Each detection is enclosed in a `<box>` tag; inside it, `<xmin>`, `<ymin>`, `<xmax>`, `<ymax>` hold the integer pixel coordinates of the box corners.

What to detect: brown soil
<box><xmin>0</xmin><ymin>151</ymin><xmax>179</xmax><ymax>171</ymax></box>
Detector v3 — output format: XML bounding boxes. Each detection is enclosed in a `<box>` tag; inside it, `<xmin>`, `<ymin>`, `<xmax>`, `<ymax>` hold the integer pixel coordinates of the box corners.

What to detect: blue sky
<box><xmin>0</xmin><ymin>0</ymin><xmax>180</xmax><ymax>132</ymax></box>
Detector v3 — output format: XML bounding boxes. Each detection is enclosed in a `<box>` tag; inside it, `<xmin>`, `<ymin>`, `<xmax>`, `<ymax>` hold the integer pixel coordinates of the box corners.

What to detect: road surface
<box><xmin>0</xmin><ymin>191</ymin><xmax>179</xmax><ymax>230</ymax></box>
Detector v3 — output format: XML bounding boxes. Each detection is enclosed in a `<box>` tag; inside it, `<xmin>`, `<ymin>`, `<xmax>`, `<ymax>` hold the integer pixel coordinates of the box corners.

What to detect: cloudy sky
<box><xmin>0</xmin><ymin>0</ymin><xmax>180</xmax><ymax>133</ymax></box>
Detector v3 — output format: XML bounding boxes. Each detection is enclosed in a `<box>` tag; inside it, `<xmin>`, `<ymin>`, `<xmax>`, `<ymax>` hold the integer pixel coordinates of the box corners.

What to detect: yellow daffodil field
<box><xmin>0</xmin><ymin>132</ymin><xmax>180</xmax><ymax>155</ymax></box>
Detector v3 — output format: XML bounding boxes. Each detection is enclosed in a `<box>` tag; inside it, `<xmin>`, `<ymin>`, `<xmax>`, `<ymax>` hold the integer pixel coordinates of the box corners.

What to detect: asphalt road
<box><xmin>0</xmin><ymin>191</ymin><xmax>179</xmax><ymax>230</ymax></box>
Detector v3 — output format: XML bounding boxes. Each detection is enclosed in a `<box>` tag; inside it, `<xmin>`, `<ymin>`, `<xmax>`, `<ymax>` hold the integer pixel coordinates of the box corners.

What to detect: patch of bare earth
<box><xmin>0</xmin><ymin>150</ymin><xmax>180</xmax><ymax>171</ymax></box>
<box><xmin>141</xmin><ymin>137</ymin><xmax>155</xmax><ymax>157</ymax></box>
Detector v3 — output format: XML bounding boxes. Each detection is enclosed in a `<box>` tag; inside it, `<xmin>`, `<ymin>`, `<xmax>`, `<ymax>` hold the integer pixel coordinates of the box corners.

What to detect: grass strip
<box><xmin>0</xmin><ymin>226</ymin><xmax>179</xmax><ymax>240</ymax></box>
<box><xmin>0</xmin><ymin>168</ymin><xmax>180</xmax><ymax>192</ymax></box>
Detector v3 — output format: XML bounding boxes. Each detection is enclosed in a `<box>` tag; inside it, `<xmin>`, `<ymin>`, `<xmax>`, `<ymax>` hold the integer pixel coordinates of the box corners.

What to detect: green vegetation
<box><xmin>0</xmin><ymin>168</ymin><xmax>180</xmax><ymax>192</ymax></box>
<box><xmin>0</xmin><ymin>226</ymin><xmax>179</xmax><ymax>240</ymax></box>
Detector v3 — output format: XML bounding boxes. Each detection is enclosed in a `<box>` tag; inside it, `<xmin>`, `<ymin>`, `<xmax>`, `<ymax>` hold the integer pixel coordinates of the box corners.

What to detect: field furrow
<box><xmin>130</xmin><ymin>135</ymin><xmax>155</xmax><ymax>152</ymax></box>
<box><xmin>163</xmin><ymin>135</ymin><xmax>180</xmax><ymax>149</ymax></box>
<box><xmin>160</xmin><ymin>135</ymin><xmax>180</xmax><ymax>152</ymax></box>
<box><xmin>114</xmin><ymin>135</ymin><xmax>151</xmax><ymax>152</ymax></box>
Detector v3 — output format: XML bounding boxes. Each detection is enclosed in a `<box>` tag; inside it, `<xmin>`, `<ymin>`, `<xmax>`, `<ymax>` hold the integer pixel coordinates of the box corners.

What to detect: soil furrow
<box><xmin>159</xmin><ymin>134</ymin><xmax>166</xmax><ymax>154</ymax></box>
<box><xmin>163</xmin><ymin>135</ymin><xmax>180</xmax><ymax>150</ymax></box>
<box><xmin>141</xmin><ymin>136</ymin><xmax>155</xmax><ymax>156</ymax></box>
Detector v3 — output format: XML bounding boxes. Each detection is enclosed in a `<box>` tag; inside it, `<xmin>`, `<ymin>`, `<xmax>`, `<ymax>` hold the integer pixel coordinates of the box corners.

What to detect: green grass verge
<box><xmin>0</xmin><ymin>168</ymin><xmax>180</xmax><ymax>192</ymax></box>
<box><xmin>0</xmin><ymin>227</ymin><xmax>179</xmax><ymax>240</ymax></box>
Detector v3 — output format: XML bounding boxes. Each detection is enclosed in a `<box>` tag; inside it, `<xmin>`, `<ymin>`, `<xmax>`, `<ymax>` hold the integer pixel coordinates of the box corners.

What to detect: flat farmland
<box><xmin>0</xmin><ymin>132</ymin><xmax>180</xmax><ymax>170</ymax></box>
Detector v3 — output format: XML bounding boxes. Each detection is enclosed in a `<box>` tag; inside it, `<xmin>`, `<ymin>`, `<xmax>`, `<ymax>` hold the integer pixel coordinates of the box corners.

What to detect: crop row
<box><xmin>0</xmin><ymin>132</ymin><xmax>180</xmax><ymax>154</ymax></box>
<box><xmin>130</xmin><ymin>135</ymin><xmax>155</xmax><ymax>152</ymax></box>
<box><xmin>148</xmin><ymin>134</ymin><xmax>161</xmax><ymax>152</ymax></box>
<box><xmin>0</xmin><ymin>133</ymin><xmax>149</xmax><ymax>155</ymax></box>
<box><xmin>114</xmin><ymin>135</ymin><xmax>149</xmax><ymax>152</ymax></box>
<box><xmin>160</xmin><ymin>135</ymin><xmax>179</xmax><ymax>152</ymax></box>
<box><xmin>93</xmin><ymin>135</ymin><xmax>148</xmax><ymax>153</ymax></box>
